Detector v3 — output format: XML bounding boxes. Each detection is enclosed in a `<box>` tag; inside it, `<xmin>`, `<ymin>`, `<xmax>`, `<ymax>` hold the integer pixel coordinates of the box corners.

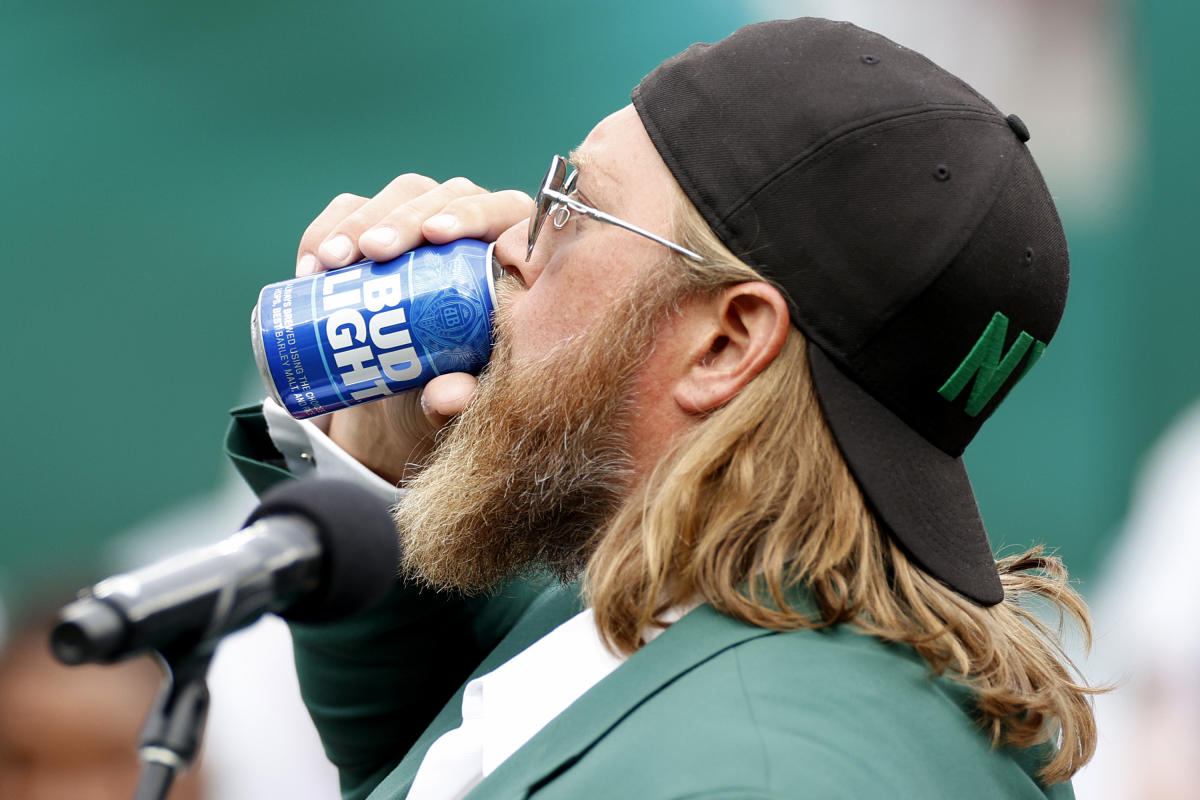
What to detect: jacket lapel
<box><xmin>467</xmin><ymin>604</ymin><xmax>779</xmax><ymax>799</ymax></box>
<box><xmin>367</xmin><ymin>582</ymin><xmax>586</xmax><ymax>800</ymax></box>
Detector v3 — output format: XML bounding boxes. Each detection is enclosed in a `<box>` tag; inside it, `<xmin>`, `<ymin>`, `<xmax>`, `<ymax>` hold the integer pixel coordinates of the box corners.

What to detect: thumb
<box><xmin>420</xmin><ymin>373</ymin><xmax>479</xmax><ymax>428</ymax></box>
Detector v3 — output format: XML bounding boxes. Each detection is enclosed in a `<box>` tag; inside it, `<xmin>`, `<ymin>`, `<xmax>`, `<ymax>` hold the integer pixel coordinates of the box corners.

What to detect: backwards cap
<box><xmin>632</xmin><ymin>18</ymin><xmax>1068</xmax><ymax>605</ymax></box>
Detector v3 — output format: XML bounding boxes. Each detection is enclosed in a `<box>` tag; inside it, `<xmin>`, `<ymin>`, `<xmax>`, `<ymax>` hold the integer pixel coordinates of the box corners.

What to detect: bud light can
<box><xmin>251</xmin><ymin>238</ymin><xmax>500</xmax><ymax>419</ymax></box>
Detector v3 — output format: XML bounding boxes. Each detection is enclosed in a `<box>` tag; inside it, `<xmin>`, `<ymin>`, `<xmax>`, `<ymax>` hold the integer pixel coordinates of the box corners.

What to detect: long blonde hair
<box><xmin>585</xmin><ymin>190</ymin><xmax>1098</xmax><ymax>784</ymax></box>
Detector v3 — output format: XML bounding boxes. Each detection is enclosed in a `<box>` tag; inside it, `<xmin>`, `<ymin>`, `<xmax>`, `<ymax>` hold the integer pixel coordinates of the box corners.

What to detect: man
<box><xmin>227</xmin><ymin>18</ymin><xmax>1096</xmax><ymax>799</ymax></box>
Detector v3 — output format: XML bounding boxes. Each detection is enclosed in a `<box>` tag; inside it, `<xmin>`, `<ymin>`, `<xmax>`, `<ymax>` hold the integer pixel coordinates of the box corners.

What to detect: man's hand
<box><xmin>295</xmin><ymin>175</ymin><xmax>532</xmax><ymax>484</ymax></box>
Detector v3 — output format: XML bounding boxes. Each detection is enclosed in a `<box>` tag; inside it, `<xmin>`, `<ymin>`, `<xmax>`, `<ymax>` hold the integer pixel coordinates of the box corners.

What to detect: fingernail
<box><xmin>297</xmin><ymin>253</ymin><xmax>317</xmax><ymax>276</ymax></box>
<box><xmin>319</xmin><ymin>234</ymin><xmax>353</xmax><ymax>264</ymax></box>
<box><xmin>362</xmin><ymin>226</ymin><xmax>398</xmax><ymax>248</ymax></box>
<box><xmin>426</xmin><ymin>214</ymin><xmax>459</xmax><ymax>233</ymax></box>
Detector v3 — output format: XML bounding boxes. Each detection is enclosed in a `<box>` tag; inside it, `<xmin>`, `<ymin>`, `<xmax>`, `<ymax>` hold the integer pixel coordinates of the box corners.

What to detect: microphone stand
<box><xmin>133</xmin><ymin>644</ymin><xmax>215</xmax><ymax>800</ymax></box>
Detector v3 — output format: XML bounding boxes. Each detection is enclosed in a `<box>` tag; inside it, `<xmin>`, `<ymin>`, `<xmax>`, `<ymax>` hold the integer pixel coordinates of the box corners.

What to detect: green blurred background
<box><xmin>1</xmin><ymin>0</ymin><xmax>1195</xmax><ymax>622</ymax></box>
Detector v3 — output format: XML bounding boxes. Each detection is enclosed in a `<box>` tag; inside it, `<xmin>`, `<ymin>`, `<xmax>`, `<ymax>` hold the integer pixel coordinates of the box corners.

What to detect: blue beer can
<box><xmin>251</xmin><ymin>238</ymin><xmax>499</xmax><ymax>419</ymax></box>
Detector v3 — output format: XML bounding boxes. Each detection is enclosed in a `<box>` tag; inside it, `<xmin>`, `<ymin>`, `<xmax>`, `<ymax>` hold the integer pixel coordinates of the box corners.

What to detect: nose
<box><xmin>493</xmin><ymin>218</ymin><xmax>545</xmax><ymax>289</ymax></box>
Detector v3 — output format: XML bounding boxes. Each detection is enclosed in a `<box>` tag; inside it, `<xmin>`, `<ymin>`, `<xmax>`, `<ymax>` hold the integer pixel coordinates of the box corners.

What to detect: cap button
<box><xmin>1006</xmin><ymin>113</ymin><xmax>1031</xmax><ymax>143</ymax></box>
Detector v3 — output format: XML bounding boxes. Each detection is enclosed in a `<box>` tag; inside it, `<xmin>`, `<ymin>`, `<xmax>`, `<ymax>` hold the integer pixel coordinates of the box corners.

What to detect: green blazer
<box><xmin>226</xmin><ymin>406</ymin><xmax>1073</xmax><ymax>800</ymax></box>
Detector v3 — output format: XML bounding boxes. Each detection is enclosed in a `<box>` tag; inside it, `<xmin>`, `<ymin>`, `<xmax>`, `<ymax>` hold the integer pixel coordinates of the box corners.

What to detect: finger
<box><xmin>419</xmin><ymin>372</ymin><xmax>478</xmax><ymax>428</ymax></box>
<box><xmin>297</xmin><ymin>193</ymin><xmax>369</xmax><ymax>276</ymax></box>
<box><xmin>355</xmin><ymin>176</ymin><xmax>490</xmax><ymax>263</ymax></box>
<box><xmin>421</xmin><ymin>189</ymin><xmax>535</xmax><ymax>245</ymax></box>
<box><xmin>309</xmin><ymin>174</ymin><xmax>441</xmax><ymax>270</ymax></box>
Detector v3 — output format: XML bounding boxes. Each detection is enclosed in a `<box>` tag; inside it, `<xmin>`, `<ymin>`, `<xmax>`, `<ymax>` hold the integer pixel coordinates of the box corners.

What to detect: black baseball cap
<box><xmin>632</xmin><ymin>18</ymin><xmax>1069</xmax><ymax>605</ymax></box>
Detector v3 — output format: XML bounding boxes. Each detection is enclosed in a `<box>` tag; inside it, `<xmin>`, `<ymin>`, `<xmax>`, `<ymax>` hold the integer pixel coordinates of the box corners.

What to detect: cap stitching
<box><xmin>720</xmin><ymin>106</ymin><xmax>1006</xmax><ymax>227</ymax></box>
<box><xmin>795</xmin><ymin>115</ymin><xmax>1020</xmax><ymax>359</ymax></box>
<box><xmin>711</xmin><ymin>111</ymin><xmax>1017</xmax><ymax>363</ymax></box>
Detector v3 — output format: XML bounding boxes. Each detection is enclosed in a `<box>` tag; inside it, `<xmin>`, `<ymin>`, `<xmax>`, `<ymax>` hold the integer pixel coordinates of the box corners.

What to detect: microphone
<box><xmin>51</xmin><ymin>478</ymin><xmax>400</xmax><ymax>665</ymax></box>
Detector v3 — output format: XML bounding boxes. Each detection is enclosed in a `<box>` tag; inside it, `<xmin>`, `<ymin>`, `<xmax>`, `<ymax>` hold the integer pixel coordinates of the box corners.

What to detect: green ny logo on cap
<box><xmin>939</xmin><ymin>312</ymin><xmax>1046</xmax><ymax>417</ymax></box>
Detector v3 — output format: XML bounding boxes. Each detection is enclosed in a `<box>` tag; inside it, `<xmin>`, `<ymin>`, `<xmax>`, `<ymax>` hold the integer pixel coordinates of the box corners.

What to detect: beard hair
<box><xmin>394</xmin><ymin>268</ymin><xmax>683</xmax><ymax>593</ymax></box>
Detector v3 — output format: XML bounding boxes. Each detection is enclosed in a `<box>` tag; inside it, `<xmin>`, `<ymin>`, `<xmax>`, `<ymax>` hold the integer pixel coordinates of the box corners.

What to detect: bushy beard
<box><xmin>394</xmin><ymin>272</ymin><xmax>675</xmax><ymax>592</ymax></box>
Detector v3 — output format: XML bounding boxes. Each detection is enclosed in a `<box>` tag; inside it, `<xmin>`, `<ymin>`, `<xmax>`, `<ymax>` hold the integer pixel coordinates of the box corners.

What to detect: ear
<box><xmin>673</xmin><ymin>282</ymin><xmax>791</xmax><ymax>415</ymax></box>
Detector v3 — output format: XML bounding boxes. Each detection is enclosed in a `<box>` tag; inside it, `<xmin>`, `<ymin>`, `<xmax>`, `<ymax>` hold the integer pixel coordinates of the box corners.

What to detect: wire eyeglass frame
<box><xmin>526</xmin><ymin>154</ymin><xmax>703</xmax><ymax>262</ymax></box>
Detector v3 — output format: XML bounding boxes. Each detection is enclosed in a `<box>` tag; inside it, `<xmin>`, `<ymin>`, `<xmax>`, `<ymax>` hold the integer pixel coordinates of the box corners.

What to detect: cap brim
<box><xmin>807</xmin><ymin>342</ymin><xmax>1004</xmax><ymax>606</ymax></box>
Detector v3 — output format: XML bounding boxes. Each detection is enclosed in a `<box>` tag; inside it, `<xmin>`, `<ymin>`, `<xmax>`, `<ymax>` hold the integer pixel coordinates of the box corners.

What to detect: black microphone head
<box><xmin>245</xmin><ymin>478</ymin><xmax>400</xmax><ymax>623</ymax></box>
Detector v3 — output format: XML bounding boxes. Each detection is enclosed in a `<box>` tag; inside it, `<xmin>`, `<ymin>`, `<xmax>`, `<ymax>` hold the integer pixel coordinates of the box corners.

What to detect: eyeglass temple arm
<box><xmin>543</xmin><ymin>189</ymin><xmax>703</xmax><ymax>262</ymax></box>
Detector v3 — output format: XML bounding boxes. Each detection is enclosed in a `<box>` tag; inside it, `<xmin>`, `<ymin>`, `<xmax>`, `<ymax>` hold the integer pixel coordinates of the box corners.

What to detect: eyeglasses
<box><xmin>526</xmin><ymin>154</ymin><xmax>703</xmax><ymax>262</ymax></box>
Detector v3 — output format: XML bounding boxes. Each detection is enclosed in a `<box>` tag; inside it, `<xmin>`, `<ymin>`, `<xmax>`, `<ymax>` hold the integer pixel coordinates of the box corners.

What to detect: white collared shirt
<box><xmin>406</xmin><ymin>606</ymin><xmax>625</xmax><ymax>799</ymax></box>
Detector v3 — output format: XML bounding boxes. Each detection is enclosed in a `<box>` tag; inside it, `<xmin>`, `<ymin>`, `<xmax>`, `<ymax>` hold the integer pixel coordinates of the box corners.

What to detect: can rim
<box><xmin>250</xmin><ymin>297</ymin><xmax>285</xmax><ymax>409</ymax></box>
<box><xmin>483</xmin><ymin>239</ymin><xmax>499</xmax><ymax>319</ymax></box>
